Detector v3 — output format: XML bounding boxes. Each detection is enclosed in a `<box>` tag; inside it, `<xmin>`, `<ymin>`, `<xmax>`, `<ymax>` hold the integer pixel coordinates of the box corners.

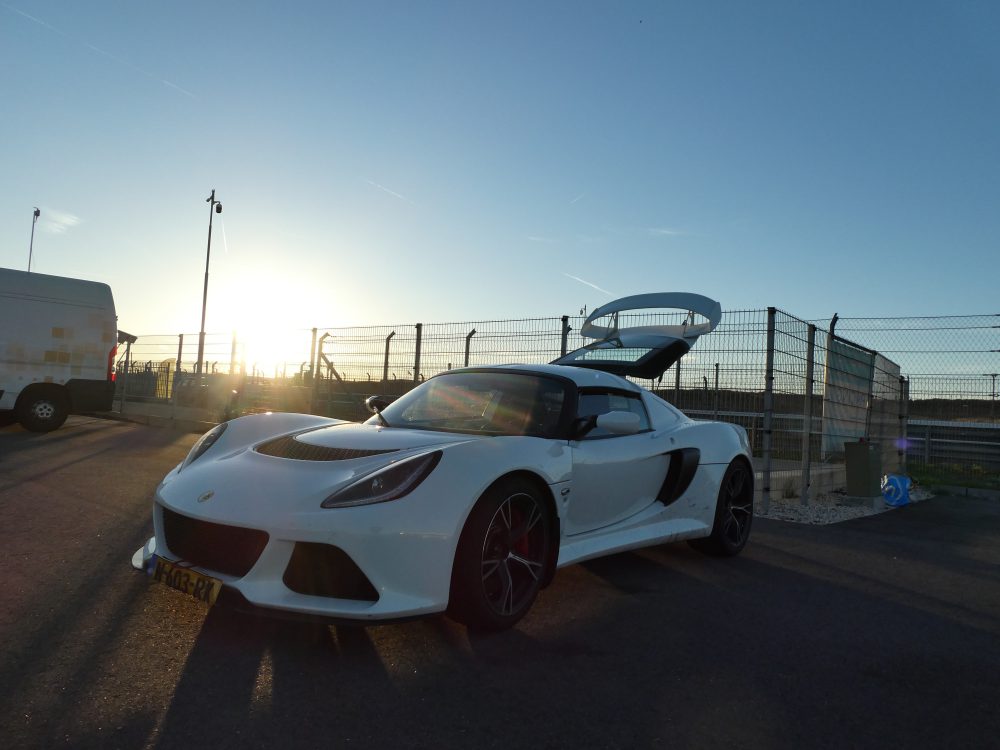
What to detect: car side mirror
<box><xmin>571</xmin><ymin>415</ymin><xmax>598</xmax><ymax>439</ymax></box>
<box><xmin>596</xmin><ymin>410</ymin><xmax>642</xmax><ymax>435</ymax></box>
<box><xmin>365</xmin><ymin>395</ymin><xmax>395</xmax><ymax>414</ymax></box>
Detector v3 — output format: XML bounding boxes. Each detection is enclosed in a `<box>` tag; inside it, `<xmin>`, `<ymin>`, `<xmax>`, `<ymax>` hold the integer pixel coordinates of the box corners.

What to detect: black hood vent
<box><xmin>256</xmin><ymin>435</ymin><xmax>398</xmax><ymax>462</ymax></box>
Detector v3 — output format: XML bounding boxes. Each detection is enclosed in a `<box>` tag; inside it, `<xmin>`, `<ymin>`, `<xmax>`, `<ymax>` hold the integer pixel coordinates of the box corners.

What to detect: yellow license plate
<box><xmin>151</xmin><ymin>556</ymin><xmax>222</xmax><ymax>606</ymax></box>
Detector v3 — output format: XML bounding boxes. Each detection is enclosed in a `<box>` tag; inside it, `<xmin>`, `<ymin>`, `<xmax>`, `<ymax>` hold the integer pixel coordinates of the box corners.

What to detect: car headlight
<box><xmin>182</xmin><ymin>422</ymin><xmax>228</xmax><ymax>469</ymax></box>
<box><xmin>322</xmin><ymin>451</ymin><xmax>442</xmax><ymax>508</ymax></box>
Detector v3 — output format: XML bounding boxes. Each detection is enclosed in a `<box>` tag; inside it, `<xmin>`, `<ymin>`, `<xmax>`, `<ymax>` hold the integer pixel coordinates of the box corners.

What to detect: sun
<box><xmin>204</xmin><ymin>270</ymin><xmax>311</xmax><ymax>377</ymax></box>
<box><xmin>203</xmin><ymin>258</ymin><xmax>374</xmax><ymax>378</ymax></box>
<box><xmin>238</xmin><ymin>326</ymin><xmax>315</xmax><ymax>379</ymax></box>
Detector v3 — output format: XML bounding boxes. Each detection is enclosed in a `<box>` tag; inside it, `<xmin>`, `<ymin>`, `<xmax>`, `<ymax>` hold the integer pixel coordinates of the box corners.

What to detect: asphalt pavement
<box><xmin>1</xmin><ymin>416</ymin><xmax>998</xmax><ymax>749</ymax></box>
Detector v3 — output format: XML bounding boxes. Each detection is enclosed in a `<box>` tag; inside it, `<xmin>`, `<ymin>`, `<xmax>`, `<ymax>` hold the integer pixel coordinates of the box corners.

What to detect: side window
<box><xmin>576</xmin><ymin>390</ymin><xmax>651</xmax><ymax>438</ymax></box>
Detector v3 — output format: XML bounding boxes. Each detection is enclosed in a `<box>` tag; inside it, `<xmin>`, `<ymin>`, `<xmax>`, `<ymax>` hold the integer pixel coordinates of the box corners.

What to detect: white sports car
<box><xmin>133</xmin><ymin>293</ymin><xmax>754</xmax><ymax>631</ymax></box>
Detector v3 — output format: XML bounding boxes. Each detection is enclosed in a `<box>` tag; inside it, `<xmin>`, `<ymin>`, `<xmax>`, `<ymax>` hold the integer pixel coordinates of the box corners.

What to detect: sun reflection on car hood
<box><xmin>290</xmin><ymin>421</ymin><xmax>479</xmax><ymax>453</ymax></box>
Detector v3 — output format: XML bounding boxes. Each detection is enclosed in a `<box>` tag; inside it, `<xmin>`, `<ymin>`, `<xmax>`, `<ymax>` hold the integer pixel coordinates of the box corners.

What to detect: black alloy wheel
<box><xmin>449</xmin><ymin>478</ymin><xmax>551</xmax><ymax>631</ymax></box>
<box><xmin>480</xmin><ymin>490</ymin><xmax>547</xmax><ymax>617</ymax></box>
<box><xmin>689</xmin><ymin>459</ymin><xmax>754</xmax><ymax>557</ymax></box>
<box><xmin>720</xmin><ymin>462</ymin><xmax>754</xmax><ymax>548</ymax></box>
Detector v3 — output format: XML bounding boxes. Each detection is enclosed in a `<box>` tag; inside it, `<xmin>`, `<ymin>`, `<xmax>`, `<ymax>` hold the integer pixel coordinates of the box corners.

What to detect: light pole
<box><xmin>28</xmin><ymin>207</ymin><xmax>40</xmax><ymax>272</ymax></box>
<box><xmin>196</xmin><ymin>190</ymin><xmax>222</xmax><ymax>375</ymax></box>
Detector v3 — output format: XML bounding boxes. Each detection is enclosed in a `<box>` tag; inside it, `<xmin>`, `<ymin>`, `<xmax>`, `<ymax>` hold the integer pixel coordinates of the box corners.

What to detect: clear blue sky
<box><xmin>2</xmin><ymin>1</ymin><xmax>998</xmax><ymax>341</ymax></box>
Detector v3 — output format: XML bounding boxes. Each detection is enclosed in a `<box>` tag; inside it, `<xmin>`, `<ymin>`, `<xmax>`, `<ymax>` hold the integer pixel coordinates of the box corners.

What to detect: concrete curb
<box><xmin>933</xmin><ymin>485</ymin><xmax>1000</xmax><ymax>500</ymax></box>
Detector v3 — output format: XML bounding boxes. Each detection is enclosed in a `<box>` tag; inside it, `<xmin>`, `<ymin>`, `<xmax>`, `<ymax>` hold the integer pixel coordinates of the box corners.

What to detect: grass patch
<box><xmin>908</xmin><ymin>463</ymin><xmax>1000</xmax><ymax>491</ymax></box>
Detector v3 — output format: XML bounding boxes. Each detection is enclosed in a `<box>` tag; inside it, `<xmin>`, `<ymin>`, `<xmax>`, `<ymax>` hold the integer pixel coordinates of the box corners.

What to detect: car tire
<box><xmin>448</xmin><ymin>477</ymin><xmax>552</xmax><ymax>632</ymax></box>
<box><xmin>17</xmin><ymin>389</ymin><xmax>70</xmax><ymax>433</ymax></box>
<box><xmin>688</xmin><ymin>458</ymin><xmax>754</xmax><ymax>557</ymax></box>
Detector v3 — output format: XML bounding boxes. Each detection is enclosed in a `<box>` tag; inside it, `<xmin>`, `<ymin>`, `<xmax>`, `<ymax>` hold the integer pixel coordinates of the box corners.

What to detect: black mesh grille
<box><xmin>161</xmin><ymin>506</ymin><xmax>268</xmax><ymax>578</ymax></box>
<box><xmin>282</xmin><ymin>543</ymin><xmax>379</xmax><ymax>602</ymax></box>
<box><xmin>256</xmin><ymin>435</ymin><xmax>398</xmax><ymax>462</ymax></box>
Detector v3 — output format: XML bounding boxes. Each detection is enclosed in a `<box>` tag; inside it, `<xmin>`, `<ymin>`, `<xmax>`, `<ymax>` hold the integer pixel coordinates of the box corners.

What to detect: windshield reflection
<box><xmin>366</xmin><ymin>371</ymin><xmax>569</xmax><ymax>437</ymax></box>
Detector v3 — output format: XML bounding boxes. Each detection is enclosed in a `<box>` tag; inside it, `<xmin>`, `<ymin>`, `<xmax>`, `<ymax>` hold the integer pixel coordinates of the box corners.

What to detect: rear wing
<box><xmin>551</xmin><ymin>292</ymin><xmax>722</xmax><ymax>379</ymax></box>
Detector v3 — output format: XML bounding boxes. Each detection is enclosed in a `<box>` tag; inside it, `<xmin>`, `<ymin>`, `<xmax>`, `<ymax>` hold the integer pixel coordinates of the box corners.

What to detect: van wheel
<box><xmin>17</xmin><ymin>390</ymin><xmax>70</xmax><ymax>432</ymax></box>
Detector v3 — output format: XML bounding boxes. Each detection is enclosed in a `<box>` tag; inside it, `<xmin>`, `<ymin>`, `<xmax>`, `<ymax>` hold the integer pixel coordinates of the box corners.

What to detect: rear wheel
<box><xmin>689</xmin><ymin>459</ymin><xmax>754</xmax><ymax>556</ymax></box>
<box><xmin>448</xmin><ymin>478</ymin><xmax>552</xmax><ymax>631</ymax></box>
<box><xmin>17</xmin><ymin>389</ymin><xmax>70</xmax><ymax>432</ymax></box>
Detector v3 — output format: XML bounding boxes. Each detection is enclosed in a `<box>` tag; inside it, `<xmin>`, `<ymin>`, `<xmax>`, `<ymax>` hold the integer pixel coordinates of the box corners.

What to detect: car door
<box><xmin>563</xmin><ymin>388</ymin><xmax>669</xmax><ymax>536</ymax></box>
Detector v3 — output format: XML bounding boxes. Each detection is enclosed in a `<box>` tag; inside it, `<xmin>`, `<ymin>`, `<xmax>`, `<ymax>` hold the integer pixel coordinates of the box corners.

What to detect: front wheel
<box><xmin>17</xmin><ymin>390</ymin><xmax>70</xmax><ymax>433</ymax></box>
<box><xmin>448</xmin><ymin>478</ymin><xmax>552</xmax><ymax>632</ymax></box>
<box><xmin>689</xmin><ymin>458</ymin><xmax>754</xmax><ymax>557</ymax></box>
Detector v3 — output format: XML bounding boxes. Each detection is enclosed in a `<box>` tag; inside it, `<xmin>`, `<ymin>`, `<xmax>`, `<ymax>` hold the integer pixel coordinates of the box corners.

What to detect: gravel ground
<box><xmin>757</xmin><ymin>486</ymin><xmax>934</xmax><ymax>524</ymax></box>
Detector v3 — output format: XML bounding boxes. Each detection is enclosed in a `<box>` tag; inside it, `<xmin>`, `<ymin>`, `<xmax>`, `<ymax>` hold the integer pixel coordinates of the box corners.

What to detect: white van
<box><xmin>1</xmin><ymin>267</ymin><xmax>118</xmax><ymax>431</ymax></box>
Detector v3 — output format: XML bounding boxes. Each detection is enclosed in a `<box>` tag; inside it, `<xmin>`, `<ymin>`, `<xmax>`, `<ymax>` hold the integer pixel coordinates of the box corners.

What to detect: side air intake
<box><xmin>656</xmin><ymin>448</ymin><xmax>701</xmax><ymax>506</ymax></box>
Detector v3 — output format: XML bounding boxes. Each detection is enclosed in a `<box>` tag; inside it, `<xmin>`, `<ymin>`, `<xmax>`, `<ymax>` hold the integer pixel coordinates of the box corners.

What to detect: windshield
<box><xmin>367</xmin><ymin>371</ymin><xmax>570</xmax><ymax>437</ymax></box>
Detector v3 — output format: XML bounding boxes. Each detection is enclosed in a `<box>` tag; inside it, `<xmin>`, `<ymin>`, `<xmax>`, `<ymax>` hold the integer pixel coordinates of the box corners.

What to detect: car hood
<box><xmin>285</xmin><ymin>421</ymin><xmax>478</xmax><ymax>453</ymax></box>
<box><xmin>157</xmin><ymin>419</ymin><xmax>542</xmax><ymax>528</ymax></box>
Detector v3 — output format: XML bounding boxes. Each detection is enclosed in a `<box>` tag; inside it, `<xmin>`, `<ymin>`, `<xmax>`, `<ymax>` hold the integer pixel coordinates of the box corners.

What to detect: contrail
<box><xmin>563</xmin><ymin>273</ymin><xmax>614</xmax><ymax>297</ymax></box>
<box><xmin>218</xmin><ymin>214</ymin><xmax>230</xmax><ymax>255</ymax></box>
<box><xmin>4</xmin><ymin>5</ymin><xmax>66</xmax><ymax>36</ymax></box>
<box><xmin>161</xmin><ymin>79</ymin><xmax>197</xmax><ymax>99</ymax></box>
<box><xmin>4</xmin><ymin>4</ymin><xmax>197</xmax><ymax>98</ymax></box>
<box><xmin>365</xmin><ymin>180</ymin><xmax>415</xmax><ymax>205</ymax></box>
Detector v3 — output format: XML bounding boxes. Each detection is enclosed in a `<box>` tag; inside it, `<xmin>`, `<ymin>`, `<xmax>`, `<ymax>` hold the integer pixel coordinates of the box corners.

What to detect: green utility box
<box><xmin>845</xmin><ymin>441</ymin><xmax>882</xmax><ymax>497</ymax></box>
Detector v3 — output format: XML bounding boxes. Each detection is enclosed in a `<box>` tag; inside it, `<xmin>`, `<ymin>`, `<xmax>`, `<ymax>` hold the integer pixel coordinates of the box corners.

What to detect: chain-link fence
<box><xmin>147</xmin><ymin>311</ymin><xmax>901</xmax><ymax>503</ymax></box>
<box><xmin>818</xmin><ymin>314</ymin><xmax>999</xmax><ymax>376</ymax></box>
<box><xmin>126</xmin><ymin>306</ymin><xmax>1000</xmax><ymax>497</ymax></box>
<box><xmin>821</xmin><ymin>314</ymin><xmax>1000</xmax><ymax>486</ymax></box>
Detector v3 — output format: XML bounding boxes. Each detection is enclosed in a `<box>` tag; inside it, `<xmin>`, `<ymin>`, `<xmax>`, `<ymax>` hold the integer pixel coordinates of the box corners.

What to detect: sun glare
<box><xmin>239</xmin><ymin>326</ymin><xmax>314</xmax><ymax>378</ymax></box>
<box><xmin>206</xmin><ymin>266</ymin><xmax>368</xmax><ymax>379</ymax></box>
<box><xmin>206</xmin><ymin>271</ymin><xmax>314</xmax><ymax>377</ymax></box>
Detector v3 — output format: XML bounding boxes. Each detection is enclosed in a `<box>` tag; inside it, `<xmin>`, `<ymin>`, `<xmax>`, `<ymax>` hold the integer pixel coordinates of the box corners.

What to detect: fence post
<box><xmin>713</xmin><ymin>362</ymin><xmax>720</xmax><ymax>419</ymax></box>
<box><xmin>899</xmin><ymin>376</ymin><xmax>908</xmax><ymax>474</ymax></box>
<box><xmin>171</xmin><ymin>333</ymin><xmax>184</xmax><ymax>405</ymax></box>
<box><xmin>118</xmin><ymin>340</ymin><xmax>132</xmax><ymax>414</ymax></box>
<box><xmin>990</xmin><ymin>373</ymin><xmax>997</xmax><ymax>424</ymax></box>
<box><xmin>309</xmin><ymin>328</ymin><xmax>318</xmax><ymax>381</ymax></box>
<box><xmin>674</xmin><ymin>360</ymin><xmax>681</xmax><ymax>406</ymax></box>
<box><xmin>560</xmin><ymin>316</ymin><xmax>570</xmax><ymax>356</ymax></box>
<box><xmin>413</xmin><ymin>323</ymin><xmax>422</xmax><ymax>383</ymax></box>
<box><xmin>864</xmin><ymin>353</ymin><xmax>877</xmax><ymax>441</ymax></box>
<box><xmin>311</xmin><ymin>332</ymin><xmax>329</xmax><ymax>414</ymax></box>
<box><xmin>799</xmin><ymin>324</ymin><xmax>816</xmax><ymax>507</ymax></box>
<box><xmin>464</xmin><ymin>328</ymin><xmax>476</xmax><ymax>367</ymax></box>
<box><xmin>761</xmin><ymin>307</ymin><xmax>776</xmax><ymax>513</ymax></box>
<box><xmin>383</xmin><ymin>331</ymin><xmax>395</xmax><ymax>383</ymax></box>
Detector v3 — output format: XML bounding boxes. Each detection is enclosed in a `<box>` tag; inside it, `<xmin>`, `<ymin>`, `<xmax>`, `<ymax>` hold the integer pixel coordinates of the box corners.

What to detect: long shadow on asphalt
<box><xmin>151</xmin><ymin>515</ymin><xmax>999</xmax><ymax>749</ymax></box>
<box><xmin>0</xmin><ymin>511</ymin><xmax>157</xmax><ymax>714</ymax></box>
<box><xmin>19</xmin><ymin>495</ymin><xmax>994</xmax><ymax>750</ymax></box>
<box><xmin>0</xmin><ymin>417</ymin><xmax>186</xmax><ymax>466</ymax></box>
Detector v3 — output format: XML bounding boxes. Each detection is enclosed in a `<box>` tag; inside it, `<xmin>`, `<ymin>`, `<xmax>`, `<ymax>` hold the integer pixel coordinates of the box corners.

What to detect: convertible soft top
<box><xmin>551</xmin><ymin>292</ymin><xmax>722</xmax><ymax>379</ymax></box>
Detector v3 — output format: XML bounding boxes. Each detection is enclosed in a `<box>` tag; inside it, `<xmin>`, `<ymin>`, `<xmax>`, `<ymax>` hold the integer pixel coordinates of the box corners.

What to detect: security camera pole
<box><xmin>196</xmin><ymin>189</ymin><xmax>222</xmax><ymax>376</ymax></box>
<box><xmin>27</xmin><ymin>207</ymin><xmax>40</xmax><ymax>272</ymax></box>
